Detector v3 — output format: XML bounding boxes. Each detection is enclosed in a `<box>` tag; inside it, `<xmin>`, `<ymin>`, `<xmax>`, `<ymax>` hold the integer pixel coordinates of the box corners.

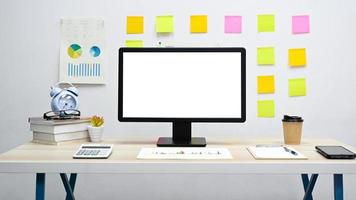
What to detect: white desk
<box><xmin>0</xmin><ymin>138</ymin><xmax>355</xmax><ymax>200</ymax></box>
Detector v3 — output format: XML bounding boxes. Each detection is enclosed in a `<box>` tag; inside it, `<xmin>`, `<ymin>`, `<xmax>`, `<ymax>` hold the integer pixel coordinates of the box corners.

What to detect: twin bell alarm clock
<box><xmin>50</xmin><ymin>82</ymin><xmax>79</xmax><ymax>112</ymax></box>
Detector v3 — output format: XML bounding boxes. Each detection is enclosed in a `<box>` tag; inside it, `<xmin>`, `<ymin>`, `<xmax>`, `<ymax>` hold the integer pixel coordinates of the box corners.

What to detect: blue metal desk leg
<box><xmin>334</xmin><ymin>174</ymin><xmax>343</xmax><ymax>200</ymax></box>
<box><xmin>60</xmin><ymin>173</ymin><xmax>76</xmax><ymax>200</ymax></box>
<box><xmin>36</xmin><ymin>173</ymin><xmax>46</xmax><ymax>200</ymax></box>
<box><xmin>66</xmin><ymin>174</ymin><xmax>77</xmax><ymax>200</ymax></box>
<box><xmin>302</xmin><ymin>174</ymin><xmax>313</xmax><ymax>200</ymax></box>
<box><xmin>302</xmin><ymin>174</ymin><xmax>319</xmax><ymax>200</ymax></box>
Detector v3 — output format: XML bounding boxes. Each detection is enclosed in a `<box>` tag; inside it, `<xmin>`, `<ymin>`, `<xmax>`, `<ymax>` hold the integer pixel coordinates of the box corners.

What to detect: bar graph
<box><xmin>67</xmin><ymin>63</ymin><xmax>101</xmax><ymax>77</ymax></box>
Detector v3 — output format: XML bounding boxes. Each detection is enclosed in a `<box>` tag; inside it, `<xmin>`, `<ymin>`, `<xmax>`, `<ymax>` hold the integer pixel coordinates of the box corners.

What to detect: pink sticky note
<box><xmin>225</xmin><ymin>16</ymin><xmax>242</xmax><ymax>33</ymax></box>
<box><xmin>292</xmin><ymin>15</ymin><xmax>310</xmax><ymax>34</ymax></box>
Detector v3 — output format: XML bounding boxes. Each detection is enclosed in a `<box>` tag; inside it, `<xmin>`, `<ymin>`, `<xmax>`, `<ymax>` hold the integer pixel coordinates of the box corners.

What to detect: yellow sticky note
<box><xmin>190</xmin><ymin>15</ymin><xmax>207</xmax><ymax>33</ymax></box>
<box><xmin>289</xmin><ymin>78</ymin><xmax>306</xmax><ymax>97</ymax></box>
<box><xmin>257</xmin><ymin>47</ymin><xmax>275</xmax><ymax>65</ymax></box>
<box><xmin>257</xmin><ymin>100</ymin><xmax>275</xmax><ymax>118</ymax></box>
<box><xmin>289</xmin><ymin>48</ymin><xmax>306</xmax><ymax>67</ymax></box>
<box><xmin>257</xmin><ymin>75</ymin><xmax>275</xmax><ymax>94</ymax></box>
<box><xmin>156</xmin><ymin>16</ymin><xmax>174</xmax><ymax>33</ymax></box>
<box><xmin>125</xmin><ymin>40</ymin><xmax>143</xmax><ymax>48</ymax></box>
<box><xmin>127</xmin><ymin>16</ymin><xmax>144</xmax><ymax>34</ymax></box>
<box><xmin>258</xmin><ymin>14</ymin><xmax>275</xmax><ymax>32</ymax></box>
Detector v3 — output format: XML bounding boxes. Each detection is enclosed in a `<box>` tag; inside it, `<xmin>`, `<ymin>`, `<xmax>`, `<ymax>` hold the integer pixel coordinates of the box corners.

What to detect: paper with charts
<box><xmin>60</xmin><ymin>17</ymin><xmax>105</xmax><ymax>84</ymax></box>
<box><xmin>137</xmin><ymin>148</ymin><xmax>233</xmax><ymax>160</ymax></box>
<box><xmin>247</xmin><ymin>146</ymin><xmax>307</xmax><ymax>160</ymax></box>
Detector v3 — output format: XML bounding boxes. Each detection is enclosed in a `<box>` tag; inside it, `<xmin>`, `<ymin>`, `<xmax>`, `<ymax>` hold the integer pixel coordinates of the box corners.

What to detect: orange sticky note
<box><xmin>127</xmin><ymin>16</ymin><xmax>144</xmax><ymax>34</ymax></box>
<box><xmin>257</xmin><ymin>75</ymin><xmax>275</xmax><ymax>94</ymax></box>
<box><xmin>190</xmin><ymin>15</ymin><xmax>208</xmax><ymax>33</ymax></box>
<box><xmin>289</xmin><ymin>48</ymin><xmax>306</xmax><ymax>67</ymax></box>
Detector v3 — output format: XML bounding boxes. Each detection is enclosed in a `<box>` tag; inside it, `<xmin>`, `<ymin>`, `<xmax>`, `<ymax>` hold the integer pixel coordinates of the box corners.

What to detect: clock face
<box><xmin>58</xmin><ymin>93</ymin><xmax>77</xmax><ymax>110</ymax></box>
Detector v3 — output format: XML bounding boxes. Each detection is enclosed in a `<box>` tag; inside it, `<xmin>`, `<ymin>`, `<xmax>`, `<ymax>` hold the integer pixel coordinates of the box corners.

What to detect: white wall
<box><xmin>1</xmin><ymin>0</ymin><xmax>356</xmax><ymax>199</ymax></box>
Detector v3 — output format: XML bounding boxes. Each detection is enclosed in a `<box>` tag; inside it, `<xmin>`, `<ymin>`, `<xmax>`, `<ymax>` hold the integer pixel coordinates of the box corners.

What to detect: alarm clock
<box><xmin>50</xmin><ymin>82</ymin><xmax>79</xmax><ymax>112</ymax></box>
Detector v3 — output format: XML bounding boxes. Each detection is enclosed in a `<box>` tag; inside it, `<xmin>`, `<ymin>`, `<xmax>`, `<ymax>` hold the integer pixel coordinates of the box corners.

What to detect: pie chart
<box><xmin>67</xmin><ymin>44</ymin><xmax>82</xmax><ymax>59</ymax></box>
<box><xmin>90</xmin><ymin>46</ymin><xmax>101</xmax><ymax>57</ymax></box>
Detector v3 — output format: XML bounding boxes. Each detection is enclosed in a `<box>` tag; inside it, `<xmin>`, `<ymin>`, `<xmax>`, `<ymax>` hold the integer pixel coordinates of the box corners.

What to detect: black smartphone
<box><xmin>315</xmin><ymin>146</ymin><xmax>356</xmax><ymax>159</ymax></box>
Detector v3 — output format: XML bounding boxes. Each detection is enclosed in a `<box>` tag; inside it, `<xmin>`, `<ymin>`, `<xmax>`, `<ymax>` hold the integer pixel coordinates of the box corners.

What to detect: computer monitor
<box><xmin>118</xmin><ymin>47</ymin><xmax>246</xmax><ymax>147</ymax></box>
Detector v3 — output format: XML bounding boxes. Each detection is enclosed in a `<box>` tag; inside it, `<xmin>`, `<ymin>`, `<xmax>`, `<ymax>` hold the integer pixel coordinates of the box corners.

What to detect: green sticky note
<box><xmin>258</xmin><ymin>14</ymin><xmax>275</xmax><ymax>32</ymax></box>
<box><xmin>257</xmin><ymin>47</ymin><xmax>275</xmax><ymax>65</ymax></box>
<box><xmin>289</xmin><ymin>78</ymin><xmax>306</xmax><ymax>96</ymax></box>
<box><xmin>257</xmin><ymin>100</ymin><xmax>275</xmax><ymax>118</ymax></box>
<box><xmin>156</xmin><ymin>16</ymin><xmax>174</xmax><ymax>33</ymax></box>
<box><xmin>125</xmin><ymin>40</ymin><xmax>143</xmax><ymax>48</ymax></box>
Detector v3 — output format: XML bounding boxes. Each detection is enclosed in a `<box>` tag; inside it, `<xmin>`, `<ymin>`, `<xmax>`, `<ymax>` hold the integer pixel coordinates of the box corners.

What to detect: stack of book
<box><xmin>29</xmin><ymin>117</ymin><xmax>90</xmax><ymax>145</ymax></box>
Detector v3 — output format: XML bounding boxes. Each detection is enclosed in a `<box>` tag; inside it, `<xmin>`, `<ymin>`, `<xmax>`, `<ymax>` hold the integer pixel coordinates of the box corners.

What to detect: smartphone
<box><xmin>315</xmin><ymin>146</ymin><xmax>356</xmax><ymax>159</ymax></box>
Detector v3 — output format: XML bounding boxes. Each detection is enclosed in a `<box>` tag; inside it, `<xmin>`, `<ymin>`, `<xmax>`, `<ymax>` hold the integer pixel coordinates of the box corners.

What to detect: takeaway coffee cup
<box><xmin>282</xmin><ymin>115</ymin><xmax>304</xmax><ymax>145</ymax></box>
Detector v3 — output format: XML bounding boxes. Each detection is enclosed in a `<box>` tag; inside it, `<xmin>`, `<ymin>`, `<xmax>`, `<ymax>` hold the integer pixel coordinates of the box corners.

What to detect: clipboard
<box><xmin>247</xmin><ymin>146</ymin><xmax>308</xmax><ymax>160</ymax></box>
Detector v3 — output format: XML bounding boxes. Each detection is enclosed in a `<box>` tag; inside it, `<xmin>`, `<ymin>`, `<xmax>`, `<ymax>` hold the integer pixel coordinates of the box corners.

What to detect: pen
<box><xmin>284</xmin><ymin>147</ymin><xmax>298</xmax><ymax>156</ymax></box>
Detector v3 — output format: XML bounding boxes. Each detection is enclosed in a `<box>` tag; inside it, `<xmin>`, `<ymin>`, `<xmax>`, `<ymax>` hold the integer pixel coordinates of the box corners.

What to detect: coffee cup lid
<box><xmin>282</xmin><ymin>115</ymin><xmax>303</xmax><ymax>122</ymax></box>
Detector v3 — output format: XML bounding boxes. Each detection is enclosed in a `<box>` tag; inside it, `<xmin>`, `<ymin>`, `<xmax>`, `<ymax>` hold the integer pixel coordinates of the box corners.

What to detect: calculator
<box><xmin>73</xmin><ymin>144</ymin><xmax>113</xmax><ymax>159</ymax></box>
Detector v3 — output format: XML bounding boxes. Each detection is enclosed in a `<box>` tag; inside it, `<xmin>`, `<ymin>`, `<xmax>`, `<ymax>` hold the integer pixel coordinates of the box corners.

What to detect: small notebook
<box><xmin>247</xmin><ymin>146</ymin><xmax>307</xmax><ymax>160</ymax></box>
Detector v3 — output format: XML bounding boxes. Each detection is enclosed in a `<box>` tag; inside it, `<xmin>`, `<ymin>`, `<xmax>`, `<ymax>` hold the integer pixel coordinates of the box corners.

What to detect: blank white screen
<box><xmin>122</xmin><ymin>52</ymin><xmax>242</xmax><ymax>118</ymax></box>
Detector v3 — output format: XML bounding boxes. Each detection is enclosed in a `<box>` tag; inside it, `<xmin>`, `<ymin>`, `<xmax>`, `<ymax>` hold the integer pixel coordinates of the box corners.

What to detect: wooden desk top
<box><xmin>0</xmin><ymin>137</ymin><xmax>355</xmax><ymax>174</ymax></box>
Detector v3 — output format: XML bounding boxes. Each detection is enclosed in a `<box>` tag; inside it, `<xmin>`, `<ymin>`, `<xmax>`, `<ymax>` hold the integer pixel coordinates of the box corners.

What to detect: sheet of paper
<box><xmin>59</xmin><ymin>17</ymin><xmax>105</xmax><ymax>84</ymax></box>
<box><xmin>257</xmin><ymin>75</ymin><xmax>275</xmax><ymax>94</ymax></box>
<box><xmin>247</xmin><ymin>146</ymin><xmax>307</xmax><ymax>160</ymax></box>
<box><xmin>258</xmin><ymin>14</ymin><xmax>275</xmax><ymax>32</ymax></box>
<box><xmin>127</xmin><ymin>16</ymin><xmax>144</xmax><ymax>34</ymax></box>
<box><xmin>289</xmin><ymin>78</ymin><xmax>306</xmax><ymax>96</ymax></box>
<box><xmin>137</xmin><ymin>148</ymin><xmax>233</xmax><ymax>159</ymax></box>
<box><xmin>125</xmin><ymin>40</ymin><xmax>144</xmax><ymax>47</ymax></box>
<box><xmin>224</xmin><ymin>16</ymin><xmax>242</xmax><ymax>33</ymax></box>
<box><xmin>292</xmin><ymin>15</ymin><xmax>310</xmax><ymax>34</ymax></box>
<box><xmin>289</xmin><ymin>48</ymin><xmax>306</xmax><ymax>66</ymax></box>
<box><xmin>257</xmin><ymin>47</ymin><xmax>275</xmax><ymax>65</ymax></box>
<box><xmin>257</xmin><ymin>100</ymin><xmax>275</xmax><ymax>118</ymax></box>
<box><xmin>190</xmin><ymin>15</ymin><xmax>208</xmax><ymax>33</ymax></box>
<box><xmin>156</xmin><ymin>15</ymin><xmax>174</xmax><ymax>33</ymax></box>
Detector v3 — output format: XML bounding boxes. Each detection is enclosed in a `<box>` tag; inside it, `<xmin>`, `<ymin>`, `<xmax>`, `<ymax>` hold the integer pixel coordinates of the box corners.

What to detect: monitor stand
<box><xmin>157</xmin><ymin>121</ymin><xmax>206</xmax><ymax>147</ymax></box>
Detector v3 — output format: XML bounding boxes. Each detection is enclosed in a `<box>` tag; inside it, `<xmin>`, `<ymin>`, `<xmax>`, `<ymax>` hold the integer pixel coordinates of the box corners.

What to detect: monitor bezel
<box><xmin>118</xmin><ymin>47</ymin><xmax>246</xmax><ymax>123</ymax></box>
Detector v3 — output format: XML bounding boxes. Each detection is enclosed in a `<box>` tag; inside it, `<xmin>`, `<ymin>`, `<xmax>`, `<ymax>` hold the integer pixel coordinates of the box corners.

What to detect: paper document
<box><xmin>60</xmin><ymin>17</ymin><xmax>105</xmax><ymax>84</ymax></box>
<box><xmin>247</xmin><ymin>146</ymin><xmax>307</xmax><ymax>160</ymax></box>
<box><xmin>137</xmin><ymin>148</ymin><xmax>233</xmax><ymax>160</ymax></box>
